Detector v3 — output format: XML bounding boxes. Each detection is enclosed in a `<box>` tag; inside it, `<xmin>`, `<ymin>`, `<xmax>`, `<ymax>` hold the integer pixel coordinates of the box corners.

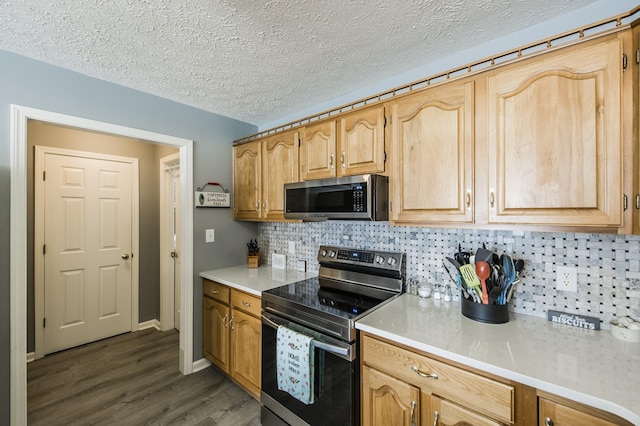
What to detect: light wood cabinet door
<box><xmin>538</xmin><ymin>397</ymin><xmax>623</xmax><ymax>426</ymax></box>
<box><xmin>432</xmin><ymin>397</ymin><xmax>505</xmax><ymax>426</ymax></box>
<box><xmin>230</xmin><ymin>308</ymin><xmax>261</xmax><ymax>399</ymax></box>
<box><xmin>300</xmin><ymin>120</ymin><xmax>337</xmax><ymax>180</ymax></box>
<box><xmin>390</xmin><ymin>81</ymin><xmax>475</xmax><ymax>224</ymax></box>
<box><xmin>362</xmin><ymin>365</ymin><xmax>420</xmax><ymax>426</ymax></box>
<box><xmin>262</xmin><ymin>130</ymin><xmax>299</xmax><ymax>220</ymax></box>
<box><xmin>203</xmin><ymin>296</ymin><xmax>229</xmax><ymax>374</ymax></box>
<box><xmin>338</xmin><ymin>104</ymin><xmax>386</xmax><ymax>176</ymax></box>
<box><xmin>487</xmin><ymin>38</ymin><xmax>623</xmax><ymax>227</ymax></box>
<box><xmin>233</xmin><ymin>140</ymin><xmax>262</xmax><ymax>220</ymax></box>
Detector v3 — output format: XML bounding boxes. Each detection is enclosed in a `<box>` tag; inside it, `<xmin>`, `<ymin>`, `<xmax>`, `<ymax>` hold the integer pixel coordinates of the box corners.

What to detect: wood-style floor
<box><xmin>28</xmin><ymin>328</ymin><xmax>261</xmax><ymax>426</ymax></box>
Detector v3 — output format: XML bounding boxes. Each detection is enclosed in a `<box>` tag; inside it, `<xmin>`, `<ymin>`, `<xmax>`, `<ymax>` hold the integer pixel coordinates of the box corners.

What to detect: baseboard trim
<box><xmin>138</xmin><ymin>319</ymin><xmax>161</xmax><ymax>331</ymax></box>
<box><xmin>192</xmin><ymin>358</ymin><xmax>211</xmax><ymax>373</ymax></box>
<box><xmin>26</xmin><ymin>352</ymin><xmax>35</xmax><ymax>363</ymax></box>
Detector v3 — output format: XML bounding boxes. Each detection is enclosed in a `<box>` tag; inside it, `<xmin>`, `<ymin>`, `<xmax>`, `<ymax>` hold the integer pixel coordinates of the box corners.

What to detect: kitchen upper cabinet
<box><xmin>233</xmin><ymin>130</ymin><xmax>299</xmax><ymax>221</ymax></box>
<box><xmin>300</xmin><ymin>120</ymin><xmax>337</xmax><ymax>180</ymax></box>
<box><xmin>300</xmin><ymin>104</ymin><xmax>386</xmax><ymax>180</ymax></box>
<box><xmin>338</xmin><ymin>104</ymin><xmax>386</xmax><ymax>176</ymax></box>
<box><xmin>262</xmin><ymin>130</ymin><xmax>299</xmax><ymax>220</ymax></box>
<box><xmin>362</xmin><ymin>365</ymin><xmax>420</xmax><ymax>426</ymax></box>
<box><xmin>233</xmin><ymin>140</ymin><xmax>262</xmax><ymax>220</ymax></box>
<box><xmin>486</xmin><ymin>38</ymin><xmax>623</xmax><ymax>227</ymax></box>
<box><xmin>390</xmin><ymin>81</ymin><xmax>475</xmax><ymax>224</ymax></box>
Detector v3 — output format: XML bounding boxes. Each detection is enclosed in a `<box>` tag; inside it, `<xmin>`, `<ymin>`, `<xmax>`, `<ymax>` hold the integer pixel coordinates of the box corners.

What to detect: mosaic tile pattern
<box><xmin>258</xmin><ymin>222</ymin><xmax>640</xmax><ymax>329</ymax></box>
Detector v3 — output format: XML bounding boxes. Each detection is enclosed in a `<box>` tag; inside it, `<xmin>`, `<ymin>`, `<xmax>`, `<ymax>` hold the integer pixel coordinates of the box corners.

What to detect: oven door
<box><xmin>261</xmin><ymin>311</ymin><xmax>358</xmax><ymax>426</ymax></box>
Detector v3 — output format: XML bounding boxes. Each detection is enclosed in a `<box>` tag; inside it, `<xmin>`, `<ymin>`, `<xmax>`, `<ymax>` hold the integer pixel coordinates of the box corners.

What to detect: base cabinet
<box><xmin>538</xmin><ymin>395</ymin><xmax>633</xmax><ymax>426</ymax></box>
<box><xmin>202</xmin><ymin>279</ymin><xmax>262</xmax><ymax>399</ymax></box>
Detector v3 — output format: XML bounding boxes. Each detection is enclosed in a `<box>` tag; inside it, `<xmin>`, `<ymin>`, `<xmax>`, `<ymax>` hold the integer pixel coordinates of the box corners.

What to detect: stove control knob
<box><xmin>387</xmin><ymin>256</ymin><xmax>397</xmax><ymax>266</ymax></box>
<box><xmin>375</xmin><ymin>255</ymin><xmax>385</xmax><ymax>264</ymax></box>
<box><xmin>329</xmin><ymin>250</ymin><xmax>336</xmax><ymax>258</ymax></box>
<box><xmin>320</xmin><ymin>249</ymin><xmax>327</xmax><ymax>257</ymax></box>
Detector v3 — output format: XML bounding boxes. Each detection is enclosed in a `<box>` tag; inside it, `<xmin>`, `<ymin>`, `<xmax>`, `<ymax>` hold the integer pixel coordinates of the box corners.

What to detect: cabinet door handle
<box><xmin>466</xmin><ymin>191</ymin><xmax>471</xmax><ymax>210</ymax></box>
<box><xmin>545</xmin><ymin>417</ymin><xmax>553</xmax><ymax>426</ymax></box>
<box><xmin>230</xmin><ymin>316</ymin><xmax>234</xmax><ymax>330</ymax></box>
<box><xmin>410</xmin><ymin>400</ymin><xmax>417</xmax><ymax>426</ymax></box>
<box><xmin>222</xmin><ymin>314</ymin><xmax>228</xmax><ymax>327</ymax></box>
<box><xmin>329</xmin><ymin>153</ymin><xmax>334</xmax><ymax>169</ymax></box>
<box><xmin>341</xmin><ymin>151</ymin><xmax>345</xmax><ymax>168</ymax></box>
<box><xmin>489</xmin><ymin>191</ymin><xmax>495</xmax><ymax>210</ymax></box>
<box><xmin>433</xmin><ymin>410</ymin><xmax>439</xmax><ymax>426</ymax></box>
<box><xmin>411</xmin><ymin>365</ymin><xmax>438</xmax><ymax>380</ymax></box>
<box><xmin>263</xmin><ymin>200</ymin><xmax>268</xmax><ymax>213</ymax></box>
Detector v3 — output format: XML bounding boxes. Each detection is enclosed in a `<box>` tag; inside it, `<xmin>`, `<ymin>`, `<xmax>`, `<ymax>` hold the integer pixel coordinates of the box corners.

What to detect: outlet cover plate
<box><xmin>205</xmin><ymin>229</ymin><xmax>215</xmax><ymax>243</ymax></box>
<box><xmin>272</xmin><ymin>253</ymin><xmax>286</xmax><ymax>269</ymax></box>
<box><xmin>556</xmin><ymin>265</ymin><xmax>577</xmax><ymax>292</ymax></box>
<box><xmin>296</xmin><ymin>260</ymin><xmax>307</xmax><ymax>272</ymax></box>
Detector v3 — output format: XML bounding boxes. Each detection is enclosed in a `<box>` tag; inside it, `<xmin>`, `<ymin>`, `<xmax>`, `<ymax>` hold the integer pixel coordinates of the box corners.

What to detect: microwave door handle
<box><xmin>261</xmin><ymin>314</ymin><xmax>350</xmax><ymax>358</ymax></box>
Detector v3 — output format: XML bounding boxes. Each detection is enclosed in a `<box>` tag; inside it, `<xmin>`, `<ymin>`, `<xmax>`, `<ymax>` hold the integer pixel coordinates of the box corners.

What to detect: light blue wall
<box><xmin>0</xmin><ymin>49</ymin><xmax>258</xmax><ymax>422</ymax></box>
<box><xmin>259</xmin><ymin>0</ymin><xmax>639</xmax><ymax>130</ymax></box>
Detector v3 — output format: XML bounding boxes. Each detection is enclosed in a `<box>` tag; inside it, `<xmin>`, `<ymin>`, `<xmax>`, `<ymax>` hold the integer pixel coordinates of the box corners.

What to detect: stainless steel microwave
<box><xmin>284</xmin><ymin>174</ymin><xmax>389</xmax><ymax>221</ymax></box>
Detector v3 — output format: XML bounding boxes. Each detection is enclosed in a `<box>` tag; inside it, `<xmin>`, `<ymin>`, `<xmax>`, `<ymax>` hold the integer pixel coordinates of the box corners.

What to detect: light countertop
<box><xmin>356</xmin><ymin>294</ymin><xmax>640</xmax><ymax>425</ymax></box>
<box><xmin>199</xmin><ymin>265</ymin><xmax>316</xmax><ymax>296</ymax></box>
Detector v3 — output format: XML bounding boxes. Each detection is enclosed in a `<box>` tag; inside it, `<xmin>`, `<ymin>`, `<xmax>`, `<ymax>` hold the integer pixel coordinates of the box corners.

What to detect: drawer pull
<box><xmin>242</xmin><ymin>301</ymin><xmax>252</xmax><ymax>307</ymax></box>
<box><xmin>411</xmin><ymin>365</ymin><xmax>438</xmax><ymax>380</ymax></box>
<box><xmin>210</xmin><ymin>289</ymin><xmax>219</xmax><ymax>294</ymax></box>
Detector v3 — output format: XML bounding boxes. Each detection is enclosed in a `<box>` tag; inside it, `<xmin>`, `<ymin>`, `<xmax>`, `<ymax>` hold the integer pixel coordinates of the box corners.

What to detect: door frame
<box><xmin>160</xmin><ymin>152</ymin><xmax>180</xmax><ymax>331</ymax></box>
<box><xmin>34</xmin><ymin>146</ymin><xmax>140</xmax><ymax>359</ymax></box>
<box><xmin>10</xmin><ymin>105</ymin><xmax>194</xmax><ymax>426</ymax></box>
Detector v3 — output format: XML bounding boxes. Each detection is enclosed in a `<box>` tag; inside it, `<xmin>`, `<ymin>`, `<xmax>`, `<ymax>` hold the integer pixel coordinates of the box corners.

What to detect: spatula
<box><xmin>459</xmin><ymin>264</ymin><xmax>482</xmax><ymax>302</ymax></box>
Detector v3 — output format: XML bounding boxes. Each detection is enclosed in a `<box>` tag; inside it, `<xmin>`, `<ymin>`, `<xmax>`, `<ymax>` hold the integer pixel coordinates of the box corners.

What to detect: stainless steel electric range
<box><xmin>261</xmin><ymin>245</ymin><xmax>406</xmax><ymax>426</ymax></box>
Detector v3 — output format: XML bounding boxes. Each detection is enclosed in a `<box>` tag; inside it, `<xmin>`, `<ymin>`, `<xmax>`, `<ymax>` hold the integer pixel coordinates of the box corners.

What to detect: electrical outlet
<box><xmin>205</xmin><ymin>229</ymin><xmax>215</xmax><ymax>243</ymax></box>
<box><xmin>556</xmin><ymin>265</ymin><xmax>577</xmax><ymax>292</ymax></box>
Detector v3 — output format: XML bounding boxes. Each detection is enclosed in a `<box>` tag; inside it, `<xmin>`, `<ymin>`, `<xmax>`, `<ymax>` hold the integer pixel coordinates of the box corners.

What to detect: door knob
<box><xmin>122</xmin><ymin>254</ymin><xmax>130</xmax><ymax>259</ymax></box>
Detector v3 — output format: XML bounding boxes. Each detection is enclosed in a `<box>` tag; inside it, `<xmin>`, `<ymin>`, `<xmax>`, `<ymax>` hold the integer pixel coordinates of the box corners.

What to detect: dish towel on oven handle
<box><xmin>276</xmin><ymin>325</ymin><xmax>315</xmax><ymax>405</ymax></box>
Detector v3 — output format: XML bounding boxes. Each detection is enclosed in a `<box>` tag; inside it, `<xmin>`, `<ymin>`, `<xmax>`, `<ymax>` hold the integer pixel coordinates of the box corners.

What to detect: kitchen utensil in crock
<box><xmin>459</xmin><ymin>264</ymin><xmax>481</xmax><ymax>302</ymax></box>
<box><xmin>475</xmin><ymin>261</ymin><xmax>490</xmax><ymax>304</ymax></box>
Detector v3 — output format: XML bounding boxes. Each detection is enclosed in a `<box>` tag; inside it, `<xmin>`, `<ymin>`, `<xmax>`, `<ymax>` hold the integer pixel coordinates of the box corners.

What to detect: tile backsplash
<box><xmin>258</xmin><ymin>222</ymin><xmax>640</xmax><ymax>329</ymax></box>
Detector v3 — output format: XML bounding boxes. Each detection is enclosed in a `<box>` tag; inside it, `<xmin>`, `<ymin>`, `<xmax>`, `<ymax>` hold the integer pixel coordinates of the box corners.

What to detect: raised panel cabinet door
<box><xmin>538</xmin><ymin>398</ymin><xmax>622</xmax><ymax>426</ymax></box>
<box><xmin>203</xmin><ymin>296</ymin><xmax>230</xmax><ymax>374</ymax></box>
<box><xmin>233</xmin><ymin>141</ymin><xmax>262</xmax><ymax>220</ymax></box>
<box><xmin>487</xmin><ymin>38</ymin><xmax>622</xmax><ymax>226</ymax></box>
<box><xmin>362</xmin><ymin>365</ymin><xmax>420</xmax><ymax>426</ymax></box>
<box><xmin>432</xmin><ymin>397</ymin><xmax>505</xmax><ymax>426</ymax></box>
<box><xmin>300</xmin><ymin>120</ymin><xmax>337</xmax><ymax>180</ymax></box>
<box><xmin>338</xmin><ymin>104</ymin><xmax>385</xmax><ymax>176</ymax></box>
<box><xmin>390</xmin><ymin>82</ymin><xmax>475</xmax><ymax>224</ymax></box>
<box><xmin>230</xmin><ymin>308</ymin><xmax>261</xmax><ymax>399</ymax></box>
<box><xmin>262</xmin><ymin>130</ymin><xmax>299</xmax><ymax>220</ymax></box>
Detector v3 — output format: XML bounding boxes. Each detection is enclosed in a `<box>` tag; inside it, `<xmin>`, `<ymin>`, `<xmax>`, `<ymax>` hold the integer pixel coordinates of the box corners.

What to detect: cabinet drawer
<box><xmin>231</xmin><ymin>289</ymin><xmax>261</xmax><ymax>317</ymax></box>
<box><xmin>203</xmin><ymin>279</ymin><xmax>230</xmax><ymax>303</ymax></box>
<box><xmin>361</xmin><ymin>335</ymin><xmax>514</xmax><ymax>424</ymax></box>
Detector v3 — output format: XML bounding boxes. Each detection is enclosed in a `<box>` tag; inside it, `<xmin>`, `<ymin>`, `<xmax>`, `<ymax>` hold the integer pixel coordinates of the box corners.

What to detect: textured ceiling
<box><xmin>1</xmin><ymin>0</ymin><xmax>601</xmax><ymax>126</ymax></box>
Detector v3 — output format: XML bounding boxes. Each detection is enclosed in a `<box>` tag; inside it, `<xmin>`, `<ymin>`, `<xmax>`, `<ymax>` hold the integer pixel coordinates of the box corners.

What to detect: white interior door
<box><xmin>42</xmin><ymin>152</ymin><xmax>133</xmax><ymax>354</ymax></box>
<box><xmin>173</xmin><ymin>167</ymin><xmax>181</xmax><ymax>331</ymax></box>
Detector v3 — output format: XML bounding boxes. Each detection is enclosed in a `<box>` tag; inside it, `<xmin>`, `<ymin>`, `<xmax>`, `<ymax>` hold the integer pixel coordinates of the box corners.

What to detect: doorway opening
<box><xmin>160</xmin><ymin>152</ymin><xmax>181</xmax><ymax>331</ymax></box>
<box><xmin>10</xmin><ymin>105</ymin><xmax>194</xmax><ymax>426</ymax></box>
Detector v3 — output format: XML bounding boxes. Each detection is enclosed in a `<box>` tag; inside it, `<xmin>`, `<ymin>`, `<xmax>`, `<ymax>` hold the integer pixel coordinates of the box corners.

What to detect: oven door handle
<box><xmin>262</xmin><ymin>314</ymin><xmax>351</xmax><ymax>358</ymax></box>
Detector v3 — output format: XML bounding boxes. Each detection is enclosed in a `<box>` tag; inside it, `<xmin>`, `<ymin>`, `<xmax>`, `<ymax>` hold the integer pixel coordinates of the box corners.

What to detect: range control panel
<box><xmin>317</xmin><ymin>245</ymin><xmax>404</xmax><ymax>272</ymax></box>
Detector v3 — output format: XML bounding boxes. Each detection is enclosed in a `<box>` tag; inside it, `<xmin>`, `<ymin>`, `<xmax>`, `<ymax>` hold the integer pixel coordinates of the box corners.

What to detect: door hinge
<box><xmin>636</xmin><ymin>48</ymin><xmax>640</xmax><ymax>65</ymax></box>
<box><xmin>389</xmin><ymin>201</ymin><xmax>392</xmax><ymax>212</ymax></box>
<box><xmin>623</xmin><ymin>53</ymin><xmax>628</xmax><ymax>71</ymax></box>
<box><xmin>42</xmin><ymin>171</ymin><xmax>46</xmax><ymax>181</ymax></box>
<box><xmin>624</xmin><ymin>194</ymin><xmax>628</xmax><ymax>211</ymax></box>
<box><xmin>383</xmin><ymin>151</ymin><xmax>387</xmax><ymax>163</ymax></box>
<box><xmin>43</xmin><ymin>317</ymin><xmax>46</xmax><ymax>328</ymax></box>
<box><xmin>636</xmin><ymin>194</ymin><xmax>640</xmax><ymax>210</ymax></box>
<box><xmin>383</xmin><ymin>116</ymin><xmax>387</xmax><ymax>127</ymax></box>
<box><xmin>298</xmin><ymin>137</ymin><xmax>301</xmax><ymax>147</ymax></box>
<box><xmin>43</xmin><ymin>244</ymin><xmax>46</xmax><ymax>255</ymax></box>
